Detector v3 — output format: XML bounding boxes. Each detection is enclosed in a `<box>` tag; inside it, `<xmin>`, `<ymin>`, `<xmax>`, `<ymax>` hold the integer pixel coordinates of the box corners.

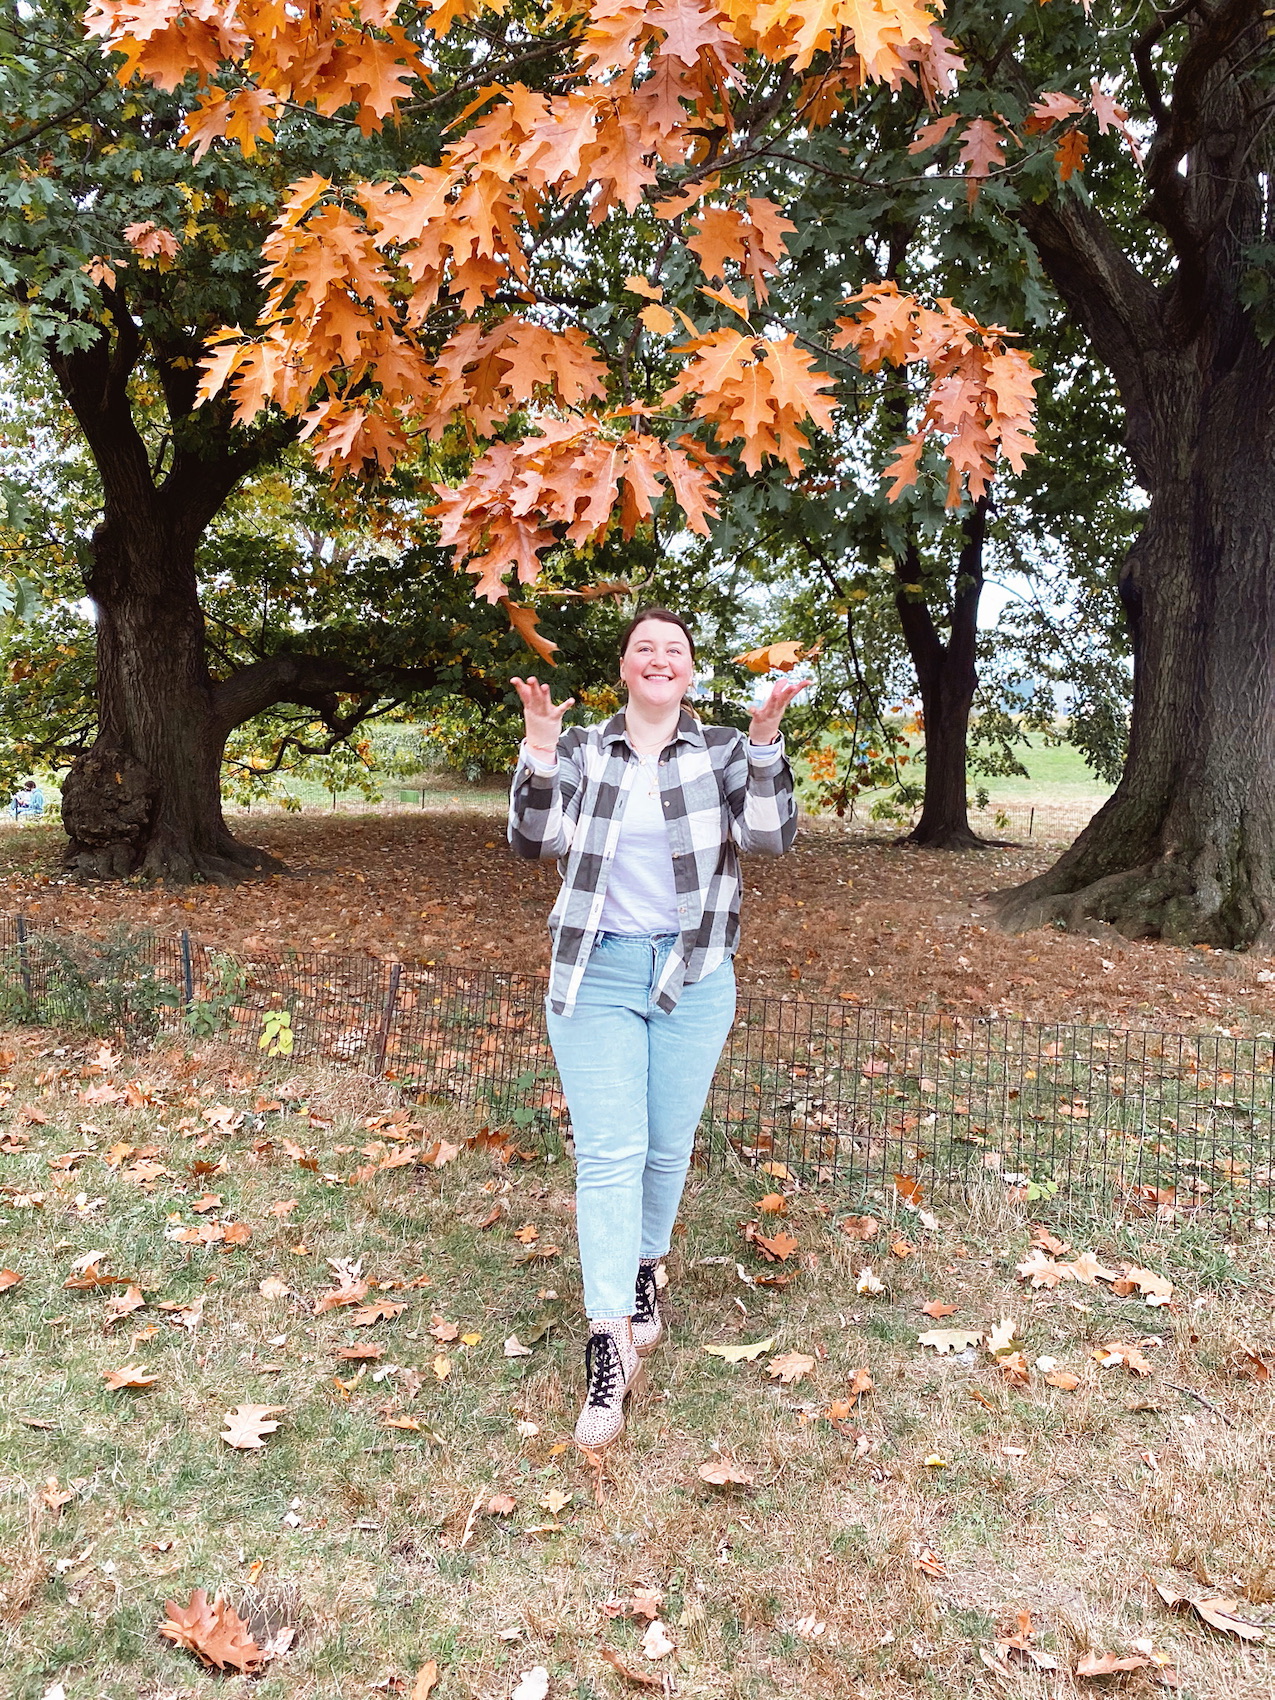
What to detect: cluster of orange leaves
<box><xmin>80</xmin><ymin>1</ymin><xmax>1100</xmax><ymax>642</ymax></box>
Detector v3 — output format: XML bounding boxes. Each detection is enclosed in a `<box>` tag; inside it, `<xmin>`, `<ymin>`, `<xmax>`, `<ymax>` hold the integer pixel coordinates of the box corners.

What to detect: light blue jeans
<box><xmin>546</xmin><ymin>933</ymin><xmax>736</xmax><ymax>1319</ymax></box>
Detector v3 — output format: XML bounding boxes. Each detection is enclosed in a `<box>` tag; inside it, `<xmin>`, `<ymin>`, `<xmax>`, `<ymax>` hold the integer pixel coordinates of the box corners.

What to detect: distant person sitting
<box><xmin>11</xmin><ymin>779</ymin><xmax>43</xmax><ymax>821</ymax></box>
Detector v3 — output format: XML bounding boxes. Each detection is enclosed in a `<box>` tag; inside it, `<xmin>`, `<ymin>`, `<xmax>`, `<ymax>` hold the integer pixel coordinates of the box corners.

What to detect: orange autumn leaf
<box><xmin>743</xmin><ymin>1222</ymin><xmax>799</xmax><ymax>1262</ymax></box>
<box><xmin>159</xmin><ymin>1588</ymin><xmax>265</xmax><ymax>1673</ymax></box>
<box><xmin>103</xmin><ymin>1362</ymin><xmax>158</xmax><ymax>1390</ymax></box>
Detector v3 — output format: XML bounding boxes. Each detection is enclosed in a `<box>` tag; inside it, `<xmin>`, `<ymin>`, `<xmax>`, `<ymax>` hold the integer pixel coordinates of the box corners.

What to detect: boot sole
<box><xmin>573</xmin><ymin>1362</ymin><xmax>649</xmax><ymax>1453</ymax></box>
<box><xmin>633</xmin><ymin>1327</ymin><xmax>664</xmax><ymax>1359</ymax></box>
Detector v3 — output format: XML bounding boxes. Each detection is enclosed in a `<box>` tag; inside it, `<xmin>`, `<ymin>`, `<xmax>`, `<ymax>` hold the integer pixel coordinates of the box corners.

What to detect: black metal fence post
<box><xmin>180</xmin><ymin>929</ymin><xmax>194</xmax><ymax>1007</ymax></box>
<box><xmin>14</xmin><ymin>912</ymin><xmax>30</xmax><ymax>1001</ymax></box>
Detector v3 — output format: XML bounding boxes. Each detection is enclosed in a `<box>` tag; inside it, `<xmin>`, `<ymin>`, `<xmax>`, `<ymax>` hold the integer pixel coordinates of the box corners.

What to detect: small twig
<box><xmin>1163</xmin><ymin>1382</ymin><xmax>1234</xmax><ymax>1426</ymax></box>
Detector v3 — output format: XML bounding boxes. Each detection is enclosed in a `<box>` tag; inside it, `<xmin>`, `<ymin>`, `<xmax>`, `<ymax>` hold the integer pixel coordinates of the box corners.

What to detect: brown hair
<box><xmin>618</xmin><ymin>606</ymin><xmax>697</xmax><ymax>662</ymax></box>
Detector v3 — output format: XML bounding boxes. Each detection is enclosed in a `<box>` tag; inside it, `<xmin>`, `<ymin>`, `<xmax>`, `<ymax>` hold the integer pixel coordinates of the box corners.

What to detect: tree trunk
<box><xmin>895</xmin><ymin>497</ymin><xmax>1004</xmax><ymax>850</ymax></box>
<box><xmin>991</xmin><ymin>339</ymin><xmax>1275</xmax><ymax>944</ymax></box>
<box><xmin>61</xmin><ymin>512</ymin><xmax>285</xmax><ymax>883</ymax></box>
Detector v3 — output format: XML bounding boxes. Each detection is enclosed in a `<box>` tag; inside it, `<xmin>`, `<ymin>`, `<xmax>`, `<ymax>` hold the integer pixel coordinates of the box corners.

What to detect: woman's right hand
<box><xmin>511</xmin><ymin>676</ymin><xmax>575</xmax><ymax>757</ymax></box>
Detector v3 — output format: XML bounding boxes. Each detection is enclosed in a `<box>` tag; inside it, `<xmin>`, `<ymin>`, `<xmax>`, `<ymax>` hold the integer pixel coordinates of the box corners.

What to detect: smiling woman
<box><xmin>508</xmin><ymin>607</ymin><xmax>805</xmax><ymax>1449</ymax></box>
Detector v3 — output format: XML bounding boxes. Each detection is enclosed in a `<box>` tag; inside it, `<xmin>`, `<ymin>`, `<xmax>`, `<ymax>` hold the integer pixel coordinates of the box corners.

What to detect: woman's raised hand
<box><xmin>511</xmin><ymin>676</ymin><xmax>576</xmax><ymax>756</ymax></box>
<box><xmin>747</xmin><ymin>676</ymin><xmax>809</xmax><ymax>746</ymax></box>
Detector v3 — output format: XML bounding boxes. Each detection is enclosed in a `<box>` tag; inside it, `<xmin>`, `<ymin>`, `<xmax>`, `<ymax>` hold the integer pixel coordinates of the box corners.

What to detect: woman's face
<box><xmin>619</xmin><ymin>619</ymin><xmax>695</xmax><ymax>715</ymax></box>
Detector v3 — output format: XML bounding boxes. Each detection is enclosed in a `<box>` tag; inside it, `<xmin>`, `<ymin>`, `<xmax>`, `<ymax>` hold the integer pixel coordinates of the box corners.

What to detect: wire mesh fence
<box><xmin>0</xmin><ymin>912</ymin><xmax>1271</xmax><ymax>1224</ymax></box>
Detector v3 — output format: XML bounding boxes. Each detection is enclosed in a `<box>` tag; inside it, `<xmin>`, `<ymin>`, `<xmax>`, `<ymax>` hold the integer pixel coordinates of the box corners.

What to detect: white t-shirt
<box><xmin>521</xmin><ymin>735</ymin><xmax>783</xmax><ymax>936</ymax></box>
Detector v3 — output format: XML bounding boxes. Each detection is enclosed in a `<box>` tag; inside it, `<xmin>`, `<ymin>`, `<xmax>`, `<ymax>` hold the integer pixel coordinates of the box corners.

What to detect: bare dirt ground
<box><xmin>2</xmin><ymin>804</ymin><xmax>1273</xmax><ymax>1033</ymax></box>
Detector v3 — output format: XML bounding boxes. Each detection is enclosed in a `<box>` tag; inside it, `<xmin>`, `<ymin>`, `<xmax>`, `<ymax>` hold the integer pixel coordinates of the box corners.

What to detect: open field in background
<box><xmin>0</xmin><ymin>1035</ymin><xmax>1273</xmax><ymax>1699</ymax></box>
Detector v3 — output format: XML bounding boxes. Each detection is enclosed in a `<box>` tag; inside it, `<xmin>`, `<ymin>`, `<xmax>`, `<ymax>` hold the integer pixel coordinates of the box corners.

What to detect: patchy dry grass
<box><xmin>0</xmin><ymin>1029</ymin><xmax>1273</xmax><ymax>1698</ymax></box>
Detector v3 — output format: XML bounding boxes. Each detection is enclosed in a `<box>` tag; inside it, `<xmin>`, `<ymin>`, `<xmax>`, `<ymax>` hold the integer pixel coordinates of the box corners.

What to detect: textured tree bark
<box><xmin>895</xmin><ymin>498</ymin><xmax>1004</xmax><ymax>850</ymax></box>
<box><xmin>988</xmin><ymin>0</ymin><xmax>1275</xmax><ymax>945</ymax></box>
<box><xmin>991</xmin><ymin>343</ymin><xmax>1275</xmax><ymax>943</ymax></box>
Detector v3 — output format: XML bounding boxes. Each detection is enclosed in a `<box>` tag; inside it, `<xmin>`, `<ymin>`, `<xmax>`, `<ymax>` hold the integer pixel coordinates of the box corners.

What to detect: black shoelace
<box><xmin>634</xmin><ymin>1264</ymin><xmax>659</xmax><ymax>1326</ymax></box>
<box><xmin>584</xmin><ymin>1331</ymin><xmax>623</xmax><ymax>1408</ymax></box>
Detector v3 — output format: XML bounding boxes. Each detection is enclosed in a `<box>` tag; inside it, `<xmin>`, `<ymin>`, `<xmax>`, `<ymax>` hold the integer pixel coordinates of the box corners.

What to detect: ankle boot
<box><xmin>573</xmin><ymin>1318</ymin><xmax>645</xmax><ymax>1450</ymax></box>
<box><xmin>632</xmin><ymin>1261</ymin><xmax>665</xmax><ymax>1357</ymax></box>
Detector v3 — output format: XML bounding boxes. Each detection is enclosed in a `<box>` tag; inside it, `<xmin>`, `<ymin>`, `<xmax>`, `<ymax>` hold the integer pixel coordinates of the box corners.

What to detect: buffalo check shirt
<box><xmin>508</xmin><ymin>709</ymin><xmax>797</xmax><ymax>1016</ymax></box>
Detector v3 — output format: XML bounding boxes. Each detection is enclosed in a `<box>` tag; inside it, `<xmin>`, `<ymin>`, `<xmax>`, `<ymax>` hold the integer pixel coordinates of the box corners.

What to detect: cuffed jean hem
<box><xmin>546</xmin><ymin>932</ymin><xmax>736</xmax><ymax>1320</ymax></box>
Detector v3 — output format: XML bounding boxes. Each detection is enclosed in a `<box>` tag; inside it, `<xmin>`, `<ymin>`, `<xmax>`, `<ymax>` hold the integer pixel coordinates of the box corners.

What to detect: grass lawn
<box><xmin>1</xmin><ymin>1033</ymin><xmax>1273</xmax><ymax>1698</ymax></box>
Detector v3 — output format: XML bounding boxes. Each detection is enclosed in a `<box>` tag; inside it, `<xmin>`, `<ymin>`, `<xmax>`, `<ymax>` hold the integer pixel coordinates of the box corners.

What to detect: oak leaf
<box><xmin>159</xmin><ymin>1588</ymin><xmax>265</xmax><ymax>1673</ymax></box>
<box><xmin>921</xmin><ymin>1300</ymin><xmax>958</xmax><ymax>1319</ymax></box>
<box><xmin>847</xmin><ymin>1366</ymin><xmax>874</xmax><ymax>1400</ymax></box>
<box><xmin>0</xmin><ymin>1269</ymin><xmax>21</xmax><ymax>1291</ymax></box>
<box><xmin>429</xmin><ymin>1314</ymin><xmax>461</xmax><ymax>1340</ymax></box>
<box><xmin>1093</xmin><ymin>1341</ymin><xmax>1153</xmax><ymax>1376</ymax></box>
<box><xmin>697</xmin><ymin>1458</ymin><xmax>755</xmax><ymax>1487</ymax></box>
<box><xmin>744</xmin><ymin>1223</ymin><xmax>798</xmax><ymax>1262</ymax></box>
<box><xmin>918</xmin><ymin>1327</ymin><xmax>984</xmax><ymax>1355</ymax></box>
<box><xmin>766</xmin><ymin>1350</ymin><xmax>815</xmax><ymax>1385</ymax></box>
<box><xmin>221</xmin><ymin>1405</ymin><xmax>286</xmax><ymax>1449</ymax></box>
<box><xmin>103</xmin><ymin>1363</ymin><xmax>157</xmax><ymax>1390</ymax></box>
<box><xmin>350</xmin><ymin>1299</ymin><xmax>405</xmax><ymax>1326</ymax></box>
<box><xmin>839</xmin><ymin>1214</ymin><xmax>879</xmax><ymax>1241</ymax></box>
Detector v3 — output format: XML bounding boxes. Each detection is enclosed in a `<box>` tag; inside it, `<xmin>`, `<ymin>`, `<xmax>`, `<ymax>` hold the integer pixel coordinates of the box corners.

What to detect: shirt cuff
<box><xmin>519</xmin><ymin>739</ymin><xmax>559</xmax><ymax>777</ymax></box>
<box><xmin>747</xmin><ymin>738</ymin><xmax>784</xmax><ymax>764</ymax></box>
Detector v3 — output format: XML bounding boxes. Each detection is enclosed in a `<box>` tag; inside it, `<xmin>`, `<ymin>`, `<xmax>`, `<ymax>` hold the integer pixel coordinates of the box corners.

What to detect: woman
<box><xmin>509</xmin><ymin>608</ymin><xmax>804</xmax><ymax>1448</ymax></box>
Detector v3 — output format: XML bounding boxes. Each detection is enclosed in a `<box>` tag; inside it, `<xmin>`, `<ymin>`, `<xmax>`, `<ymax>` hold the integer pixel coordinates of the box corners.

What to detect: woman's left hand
<box><xmin>747</xmin><ymin>676</ymin><xmax>809</xmax><ymax>745</ymax></box>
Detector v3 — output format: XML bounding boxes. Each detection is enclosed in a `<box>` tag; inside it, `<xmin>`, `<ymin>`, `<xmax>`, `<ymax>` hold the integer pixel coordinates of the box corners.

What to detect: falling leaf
<box><xmin>703</xmin><ymin>1337</ymin><xmax>774</xmax><ymax>1363</ymax></box>
<box><xmin>697</xmin><ymin>1458</ymin><xmax>756</xmax><ymax>1487</ymax></box>
<box><xmin>103</xmin><ymin>1363</ymin><xmax>158</xmax><ymax>1390</ymax></box>
<box><xmin>510</xmin><ymin>1667</ymin><xmax>550</xmax><ymax>1700</ymax></box>
<box><xmin>504</xmin><ymin>1335</ymin><xmax>533</xmax><ymax>1357</ymax></box>
<box><xmin>221</xmin><ymin>1405</ymin><xmax>286</xmax><ymax>1449</ymax></box>
<box><xmin>767</xmin><ymin>1350</ymin><xmax>815</xmax><ymax>1385</ymax></box>
<box><xmin>856</xmin><ymin>1266</ymin><xmax>884</xmax><ymax>1295</ymax></box>
<box><xmin>410</xmin><ymin>1661</ymin><xmax>440</xmax><ymax>1700</ymax></box>
<box><xmin>159</xmin><ymin>1588</ymin><xmax>265</xmax><ymax>1672</ymax></box>
<box><xmin>918</xmin><ymin>1327</ymin><xmax>984</xmax><ymax>1355</ymax></box>
<box><xmin>922</xmin><ymin>1300</ymin><xmax>958</xmax><ymax>1319</ymax></box>
<box><xmin>641</xmin><ymin>1620</ymin><xmax>676</xmax><ymax>1659</ymax></box>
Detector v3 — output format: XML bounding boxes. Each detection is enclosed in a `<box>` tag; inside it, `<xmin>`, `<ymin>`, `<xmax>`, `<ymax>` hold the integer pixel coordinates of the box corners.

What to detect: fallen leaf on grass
<box><xmin>921</xmin><ymin>1300</ymin><xmax>957</xmax><ymax>1319</ymax></box>
<box><xmin>64</xmin><ymin>1261</ymin><xmax>129</xmax><ymax>1291</ymax></box>
<box><xmin>640</xmin><ymin>1620</ymin><xmax>675</xmax><ymax>1659</ymax></box>
<box><xmin>313</xmin><ymin>1280</ymin><xmax>370</xmax><ymax>1314</ymax></box>
<box><xmin>102</xmin><ymin>1284</ymin><xmax>146</xmax><ymax>1327</ymax></box>
<box><xmin>918</xmin><ymin>1327</ymin><xmax>984</xmax><ymax>1355</ymax></box>
<box><xmin>103</xmin><ymin>1363</ymin><xmax>157</xmax><ymax>1390</ymax></box>
<box><xmin>410</xmin><ymin>1661</ymin><xmax>440</xmax><ymax>1700</ymax></box>
<box><xmin>697</xmin><ymin>1458</ymin><xmax>755</xmax><ymax>1487</ymax></box>
<box><xmin>893</xmin><ymin>1174</ymin><xmax>924</xmax><ymax>1203</ymax></box>
<box><xmin>757</xmin><ymin>1192</ymin><xmax>787</xmax><ymax>1214</ymax></box>
<box><xmin>839</xmin><ymin>1214</ymin><xmax>879</xmax><ymax>1241</ymax></box>
<box><xmin>889</xmin><ymin>1237</ymin><xmax>915</xmax><ymax>1259</ymax></box>
<box><xmin>258</xmin><ymin>1276</ymin><xmax>291</xmax><ymax>1301</ymax></box>
<box><xmin>504</xmin><ymin>1335</ymin><xmax>533</xmax><ymax>1357</ymax></box>
<box><xmin>703</xmin><ymin>1337</ymin><xmax>774</xmax><ymax>1363</ymax></box>
<box><xmin>767</xmin><ymin>1350</ymin><xmax>815</xmax><ymax>1385</ymax></box>
<box><xmin>382</xmin><ymin>1415</ymin><xmax>423</xmax><ymax>1432</ymax></box>
<box><xmin>986</xmin><ymin>1317</ymin><xmax>1022</xmax><ymax>1357</ymax></box>
<box><xmin>847</xmin><ymin>1367</ymin><xmax>874</xmax><ymax>1400</ymax></box>
<box><xmin>515</xmin><ymin>1244</ymin><xmax>560</xmax><ymax>1265</ymax></box>
<box><xmin>1153</xmin><ymin>1578</ymin><xmax>1267</xmax><ymax>1641</ymax></box>
<box><xmin>743</xmin><ymin>1222</ymin><xmax>798</xmax><ymax>1262</ymax></box>
<box><xmin>159</xmin><ymin>1298</ymin><xmax>203</xmax><ymax>1331</ymax></box>
<box><xmin>487</xmin><ymin>1493</ymin><xmax>517</xmax><ymax>1515</ymax></box>
<box><xmin>221</xmin><ymin>1405</ymin><xmax>286</xmax><ymax>1450</ymax></box>
<box><xmin>1045</xmin><ymin>1370</ymin><xmax>1081</xmax><ymax>1390</ymax></box>
<box><xmin>1112</xmin><ymin>1264</ymin><xmax>1174</xmax><ymax>1306</ymax></box>
<box><xmin>429</xmin><ymin>1315</ymin><xmax>459</xmax><ymax>1341</ymax></box>
<box><xmin>511</xmin><ymin>1667</ymin><xmax>550</xmax><ymax>1700</ymax></box>
<box><xmin>856</xmin><ymin>1266</ymin><xmax>884</xmax><ymax>1295</ymax></box>
<box><xmin>334</xmin><ymin>1344</ymin><xmax>383</xmax><ymax>1361</ymax></box>
<box><xmin>997</xmin><ymin>1351</ymin><xmax>1031</xmax><ymax>1387</ymax></box>
<box><xmin>512</xmin><ymin>1223</ymin><xmax>539</xmax><ymax>1244</ymax></box>
<box><xmin>350</xmin><ymin>1300</ymin><xmax>406</xmax><ymax>1326</ymax></box>
<box><xmin>159</xmin><ymin>1588</ymin><xmax>265</xmax><ymax>1672</ymax></box>
<box><xmin>915</xmin><ymin>1546</ymin><xmax>946</xmax><ymax>1577</ymax></box>
<box><xmin>1065</xmin><ymin>1251</ymin><xmax>1118</xmax><ymax>1285</ymax></box>
<box><xmin>1076</xmin><ymin>1649</ymin><xmax>1152</xmax><ymax>1677</ymax></box>
<box><xmin>600</xmin><ymin>1648</ymin><xmax>662</xmax><ymax>1688</ymax></box>
<box><xmin>1093</xmin><ymin>1341</ymin><xmax>1153</xmax><ymax>1376</ymax></box>
<box><xmin>432</xmin><ymin>1355</ymin><xmax>451</xmax><ymax>1382</ymax></box>
<box><xmin>1017</xmin><ymin>1250</ymin><xmax>1068</xmax><ymax>1288</ymax></box>
<box><xmin>994</xmin><ymin>1609</ymin><xmax>1061</xmax><ymax>1670</ymax></box>
<box><xmin>0</xmin><ymin>1268</ymin><xmax>21</xmax><ymax>1291</ymax></box>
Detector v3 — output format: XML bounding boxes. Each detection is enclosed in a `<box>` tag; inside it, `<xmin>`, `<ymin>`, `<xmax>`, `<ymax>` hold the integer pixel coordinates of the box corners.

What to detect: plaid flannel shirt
<box><xmin>508</xmin><ymin>709</ymin><xmax>797</xmax><ymax>1016</ymax></box>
